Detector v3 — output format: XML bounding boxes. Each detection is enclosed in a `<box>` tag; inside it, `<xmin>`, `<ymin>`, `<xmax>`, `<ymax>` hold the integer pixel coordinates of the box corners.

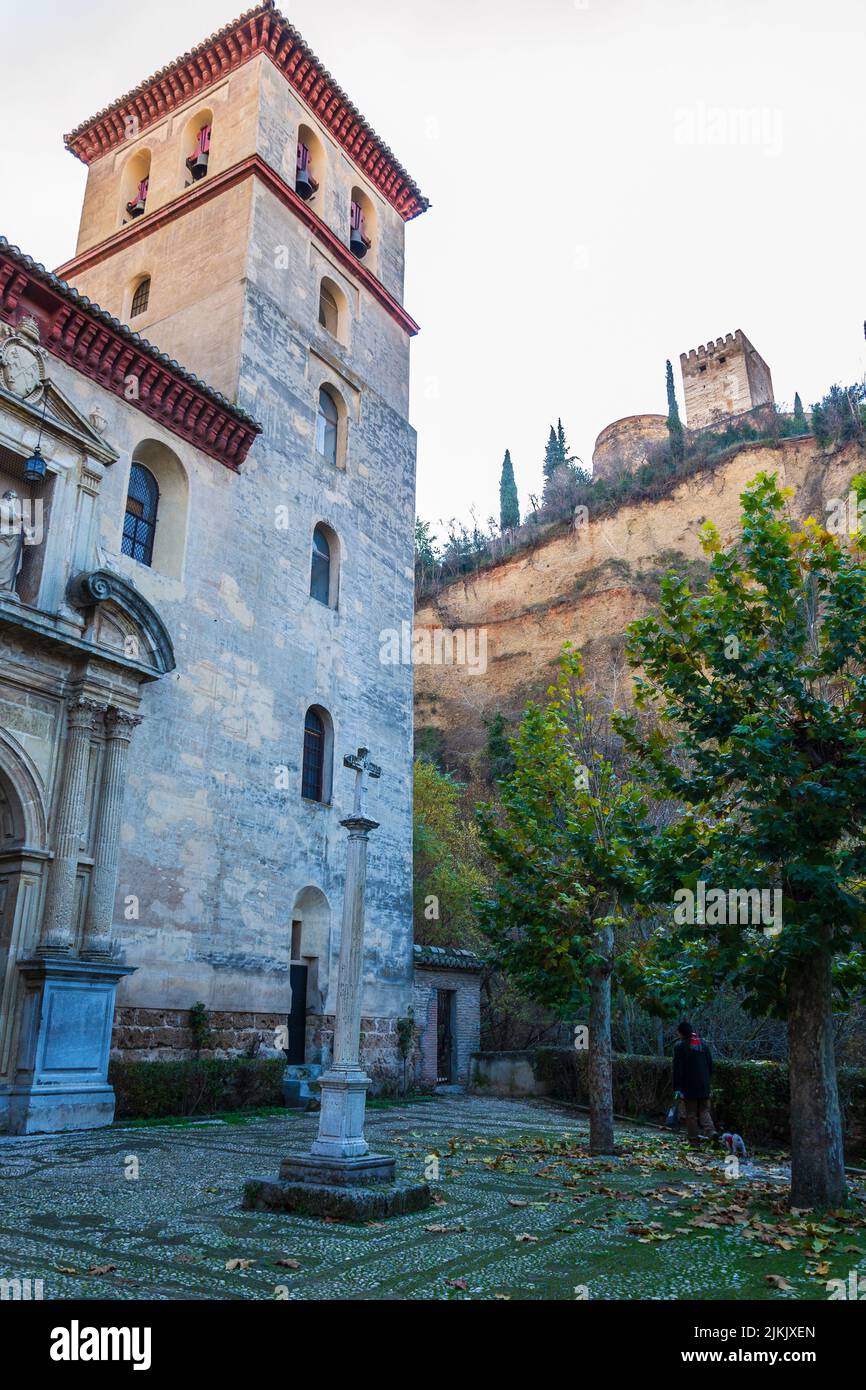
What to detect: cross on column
<box><xmin>343</xmin><ymin>746</ymin><xmax>381</xmax><ymax>817</ymax></box>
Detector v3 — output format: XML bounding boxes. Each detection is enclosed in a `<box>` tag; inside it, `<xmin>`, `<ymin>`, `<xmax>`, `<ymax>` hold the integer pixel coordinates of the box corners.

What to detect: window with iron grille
<box><xmin>302</xmin><ymin>708</ymin><xmax>325</xmax><ymax>802</ymax></box>
<box><xmin>310</xmin><ymin>526</ymin><xmax>331</xmax><ymax>605</ymax></box>
<box><xmin>316</xmin><ymin>386</ymin><xmax>339</xmax><ymax>464</ymax></box>
<box><xmin>131</xmin><ymin>277</ymin><xmax>150</xmax><ymax>318</ymax></box>
<box><xmin>122</xmin><ymin>463</ymin><xmax>159</xmax><ymax>567</ymax></box>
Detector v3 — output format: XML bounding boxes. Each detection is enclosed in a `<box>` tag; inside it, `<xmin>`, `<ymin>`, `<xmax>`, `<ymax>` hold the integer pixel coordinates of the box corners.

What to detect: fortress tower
<box><xmin>680</xmin><ymin>330</ymin><xmax>774</xmax><ymax>430</ymax></box>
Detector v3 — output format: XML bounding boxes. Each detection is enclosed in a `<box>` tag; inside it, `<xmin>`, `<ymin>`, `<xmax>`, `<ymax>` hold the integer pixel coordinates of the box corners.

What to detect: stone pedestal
<box><xmin>5</xmin><ymin>956</ymin><xmax>134</xmax><ymax>1134</ymax></box>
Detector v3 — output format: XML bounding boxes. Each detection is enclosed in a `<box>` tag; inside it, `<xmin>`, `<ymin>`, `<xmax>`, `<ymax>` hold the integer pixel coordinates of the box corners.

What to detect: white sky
<box><xmin>1</xmin><ymin>0</ymin><xmax>864</xmax><ymax>534</ymax></box>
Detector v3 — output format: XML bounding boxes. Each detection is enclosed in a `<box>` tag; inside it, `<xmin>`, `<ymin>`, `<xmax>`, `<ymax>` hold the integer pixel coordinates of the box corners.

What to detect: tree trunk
<box><xmin>588</xmin><ymin>924</ymin><xmax>616</xmax><ymax>1154</ymax></box>
<box><xmin>787</xmin><ymin>948</ymin><xmax>847</xmax><ymax>1209</ymax></box>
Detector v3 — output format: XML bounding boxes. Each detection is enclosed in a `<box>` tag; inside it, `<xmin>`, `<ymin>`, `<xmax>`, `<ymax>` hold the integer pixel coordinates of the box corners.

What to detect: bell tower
<box><xmin>52</xmin><ymin>3</ymin><xmax>429</xmax><ymax>1079</ymax></box>
<box><xmin>56</xmin><ymin>1</ymin><xmax>428</xmax><ymax>407</ymax></box>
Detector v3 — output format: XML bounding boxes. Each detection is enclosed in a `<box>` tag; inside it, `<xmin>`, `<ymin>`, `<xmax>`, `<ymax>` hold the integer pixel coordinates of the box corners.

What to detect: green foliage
<box><xmin>614</xmin><ymin>471</ymin><xmax>866</xmax><ymax>1016</ymax></box>
<box><xmin>476</xmin><ymin>647</ymin><xmax>647</xmax><ymax>1015</ymax></box>
<box><xmin>811</xmin><ymin>383</ymin><xmax>866</xmax><ymax>450</ymax></box>
<box><xmin>396</xmin><ymin>1010</ymin><xmax>417</xmax><ymax>1059</ymax></box>
<box><xmin>499</xmin><ymin>449</ymin><xmax>520</xmax><ymax>531</ymax></box>
<box><xmin>188</xmin><ymin>1002</ymin><xmax>212</xmax><ymax>1055</ymax></box>
<box><xmin>666</xmin><ymin>359</ymin><xmax>685</xmax><ymax>464</ymax></box>
<box><xmin>483</xmin><ymin>710</ymin><xmax>516</xmax><ymax>783</ymax></box>
<box><xmin>413</xmin><ymin>758</ymin><xmax>488</xmax><ymax>948</ymax></box>
<box><xmin>520</xmin><ymin>1049</ymin><xmax>866</xmax><ymax>1155</ymax></box>
<box><xmin>110</xmin><ymin>1058</ymin><xmax>285</xmax><ymax>1119</ymax></box>
<box><xmin>414</xmin><ymin>517</ymin><xmax>438</xmax><ymax>583</ymax></box>
<box><xmin>793</xmin><ymin>391</ymin><xmax>806</xmax><ymax>426</ymax></box>
<box><xmin>414</xmin><ymin>725</ymin><xmax>445</xmax><ymax>768</ymax></box>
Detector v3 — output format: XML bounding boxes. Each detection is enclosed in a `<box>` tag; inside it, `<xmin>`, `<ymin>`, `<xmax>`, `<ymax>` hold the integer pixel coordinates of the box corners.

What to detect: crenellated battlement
<box><xmin>681</xmin><ymin>331</ymin><xmax>744</xmax><ymax>365</ymax></box>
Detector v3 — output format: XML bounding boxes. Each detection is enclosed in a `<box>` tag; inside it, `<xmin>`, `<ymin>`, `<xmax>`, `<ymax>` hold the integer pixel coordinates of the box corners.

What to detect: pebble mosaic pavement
<box><xmin>0</xmin><ymin>1095</ymin><xmax>864</xmax><ymax>1301</ymax></box>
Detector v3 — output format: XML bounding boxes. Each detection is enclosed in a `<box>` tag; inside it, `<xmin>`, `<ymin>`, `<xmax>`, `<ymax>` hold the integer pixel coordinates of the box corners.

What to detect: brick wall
<box><xmin>413</xmin><ymin>966</ymin><xmax>482</xmax><ymax>1087</ymax></box>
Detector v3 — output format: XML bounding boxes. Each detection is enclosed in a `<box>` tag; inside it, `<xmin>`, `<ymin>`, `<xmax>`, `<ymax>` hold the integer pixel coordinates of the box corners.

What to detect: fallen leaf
<box><xmin>516</xmin><ymin>1233</ymin><xmax>539</xmax><ymax>1244</ymax></box>
<box><xmin>424</xmin><ymin>1222</ymin><xmax>466</xmax><ymax>1234</ymax></box>
<box><xmin>225</xmin><ymin>1258</ymin><xmax>255</xmax><ymax>1271</ymax></box>
<box><xmin>447</xmin><ymin>1278</ymin><xmax>468</xmax><ymax>1291</ymax></box>
<box><xmin>86</xmin><ymin>1264</ymin><xmax>117</xmax><ymax>1277</ymax></box>
<box><xmin>274</xmin><ymin>1258</ymin><xmax>301</xmax><ymax>1270</ymax></box>
<box><xmin>765</xmin><ymin>1274</ymin><xmax>794</xmax><ymax>1291</ymax></box>
<box><xmin>507</xmin><ymin>1199</ymin><xmax>528</xmax><ymax>1208</ymax></box>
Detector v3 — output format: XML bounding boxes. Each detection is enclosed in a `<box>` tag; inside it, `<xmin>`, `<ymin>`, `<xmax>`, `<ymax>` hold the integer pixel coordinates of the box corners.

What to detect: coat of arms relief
<box><xmin>0</xmin><ymin>315</ymin><xmax>47</xmax><ymax>403</ymax></box>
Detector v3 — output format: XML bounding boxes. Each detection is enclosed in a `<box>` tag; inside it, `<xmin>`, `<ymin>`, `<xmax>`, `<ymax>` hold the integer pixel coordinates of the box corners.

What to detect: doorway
<box><xmin>436</xmin><ymin>989</ymin><xmax>455</xmax><ymax>1084</ymax></box>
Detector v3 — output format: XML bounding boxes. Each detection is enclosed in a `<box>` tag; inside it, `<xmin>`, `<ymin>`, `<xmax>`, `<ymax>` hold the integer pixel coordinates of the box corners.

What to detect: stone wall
<box><xmin>413</xmin><ymin>962</ymin><xmax>482</xmax><ymax>1087</ymax></box>
<box><xmin>591</xmin><ymin>414</ymin><xmax>669</xmax><ymax>482</ymax></box>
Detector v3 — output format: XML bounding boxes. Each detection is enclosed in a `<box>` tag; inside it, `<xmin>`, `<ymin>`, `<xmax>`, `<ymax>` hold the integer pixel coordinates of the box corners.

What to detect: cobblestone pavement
<box><xmin>1</xmin><ymin>1095</ymin><xmax>863</xmax><ymax>1301</ymax></box>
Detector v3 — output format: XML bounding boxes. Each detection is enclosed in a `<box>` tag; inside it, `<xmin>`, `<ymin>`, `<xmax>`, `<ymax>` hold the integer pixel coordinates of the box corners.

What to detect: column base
<box><xmin>279</xmin><ymin>1151</ymin><xmax>396</xmax><ymax>1185</ymax></box>
<box><xmin>309</xmin><ymin>1065</ymin><xmax>372</xmax><ymax>1160</ymax></box>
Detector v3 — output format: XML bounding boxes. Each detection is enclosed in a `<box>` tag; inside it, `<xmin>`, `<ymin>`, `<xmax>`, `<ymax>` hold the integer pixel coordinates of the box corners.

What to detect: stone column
<box><xmin>37</xmin><ymin>696</ymin><xmax>103</xmax><ymax>955</ymax></box>
<box><xmin>310</xmin><ymin>812</ymin><xmax>379</xmax><ymax>1163</ymax></box>
<box><xmin>81</xmin><ymin>707</ymin><xmax>141</xmax><ymax>959</ymax></box>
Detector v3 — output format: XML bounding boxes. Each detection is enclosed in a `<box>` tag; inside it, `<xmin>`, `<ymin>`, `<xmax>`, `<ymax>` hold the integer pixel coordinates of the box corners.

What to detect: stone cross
<box><xmin>303</xmin><ymin>747</ymin><xmax>390</xmax><ymax>1172</ymax></box>
<box><xmin>344</xmin><ymin>747</ymin><xmax>381</xmax><ymax>818</ymax></box>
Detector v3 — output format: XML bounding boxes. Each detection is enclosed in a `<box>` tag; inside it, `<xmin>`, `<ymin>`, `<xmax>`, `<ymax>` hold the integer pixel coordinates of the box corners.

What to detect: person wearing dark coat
<box><xmin>672</xmin><ymin>1019</ymin><xmax>717</xmax><ymax>1146</ymax></box>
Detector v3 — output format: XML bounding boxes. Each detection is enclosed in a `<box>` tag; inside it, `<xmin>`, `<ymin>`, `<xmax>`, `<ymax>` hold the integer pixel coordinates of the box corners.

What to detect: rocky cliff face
<box><xmin>415</xmin><ymin>437</ymin><xmax>864</xmax><ymax>769</ymax></box>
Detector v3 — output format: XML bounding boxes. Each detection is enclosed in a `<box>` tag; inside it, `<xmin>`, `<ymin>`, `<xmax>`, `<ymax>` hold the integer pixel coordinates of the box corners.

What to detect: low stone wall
<box><xmin>471</xmin><ymin>1050</ymin><xmax>549</xmax><ymax>1097</ymax></box>
<box><xmin>112</xmin><ymin>1007</ymin><xmax>402</xmax><ymax>1089</ymax></box>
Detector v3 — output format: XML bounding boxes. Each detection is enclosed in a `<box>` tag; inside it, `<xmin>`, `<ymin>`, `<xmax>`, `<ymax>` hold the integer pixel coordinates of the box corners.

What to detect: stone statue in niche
<box><xmin>0</xmin><ymin>490</ymin><xmax>35</xmax><ymax>598</ymax></box>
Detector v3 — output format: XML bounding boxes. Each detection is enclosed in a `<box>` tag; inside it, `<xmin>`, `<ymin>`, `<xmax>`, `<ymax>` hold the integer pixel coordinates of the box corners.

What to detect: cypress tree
<box><xmin>794</xmin><ymin>392</ymin><xmax>806</xmax><ymax>425</ymax></box>
<box><xmin>543</xmin><ymin>425</ymin><xmax>562</xmax><ymax>481</ymax></box>
<box><xmin>666</xmin><ymin>359</ymin><xmax>685</xmax><ymax>464</ymax></box>
<box><xmin>499</xmin><ymin>449</ymin><xmax>520</xmax><ymax>531</ymax></box>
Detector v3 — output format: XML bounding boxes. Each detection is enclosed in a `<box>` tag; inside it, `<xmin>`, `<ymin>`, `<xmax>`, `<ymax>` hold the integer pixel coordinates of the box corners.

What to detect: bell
<box><xmin>187</xmin><ymin>151</ymin><xmax>209</xmax><ymax>181</ymax></box>
<box><xmin>350</xmin><ymin>226</ymin><xmax>368</xmax><ymax>259</ymax></box>
<box><xmin>126</xmin><ymin>197</ymin><xmax>146</xmax><ymax>219</ymax></box>
<box><xmin>296</xmin><ymin>167</ymin><xmax>315</xmax><ymax>201</ymax></box>
<box><xmin>23</xmin><ymin>446</ymin><xmax>46</xmax><ymax>484</ymax></box>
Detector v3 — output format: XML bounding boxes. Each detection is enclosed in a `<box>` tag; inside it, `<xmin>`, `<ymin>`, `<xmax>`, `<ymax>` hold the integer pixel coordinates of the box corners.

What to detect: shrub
<box><xmin>522</xmin><ymin>1049</ymin><xmax>866</xmax><ymax>1155</ymax></box>
<box><xmin>110</xmin><ymin>1057</ymin><xmax>284</xmax><ymax>1120</ymax></box>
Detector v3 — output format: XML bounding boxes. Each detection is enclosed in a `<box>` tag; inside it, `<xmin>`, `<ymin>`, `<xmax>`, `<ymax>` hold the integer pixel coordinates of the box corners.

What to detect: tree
<box><xmin>793</xmin><ymin>392</ymin><xmax>805</xmax><ymax>425</ymax></box>
<box><xmin>543</xmin><ymin>424</ymin><xmax>565</xmax><ymax>482</ymax></box>
<box><xmin>477</xmin><ymin>648</ymin><xmax>646</xmax><ymax>1153</ymax></box>
<box><xmin>413</xmin><ymin>758</ymin><xmax>488</xmax><ymax>949</ymax></box>
<box><xmin>499</xmin><ymin>449</ymin><xmax>520</xmax><ymax>532</ymax></box>
<box><xmin>414</xmin><ymin>517</ymin><xmax>437</xmax><ymax>586</ymax></box>
<box><xmin>666</xmin><ymin>360</ymin><xmax>685</xmax><ymax>464</ymax></box>
<box><xmin>615</xmin><ymin>472</ymin><xmax>866</xmax><ymax>1207</ymax></box>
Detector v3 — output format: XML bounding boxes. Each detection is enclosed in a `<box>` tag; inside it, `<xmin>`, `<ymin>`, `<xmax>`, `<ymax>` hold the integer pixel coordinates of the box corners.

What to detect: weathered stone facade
<box><xmin>0</xmin><ymin>3</ymin><xmax>427</xmax><ymax>1130</ymax></box>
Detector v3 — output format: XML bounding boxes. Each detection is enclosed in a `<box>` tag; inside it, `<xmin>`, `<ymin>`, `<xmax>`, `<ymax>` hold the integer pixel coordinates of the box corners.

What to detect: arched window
<box><xmin>131</xmin><ymin>276</ymin><xmax>151</xmax><ymax>318</ymax></box>
<box><xmin>181</xmin><ymin>108</ymin><xmax>214</xmax><ymax>188</ymax></box>
<box><xmin>122</xmin><ymin>439</ymin><xmax>189</xmax><ymax>579</ymax></box>
<box><xmin>296</xmin><ymin>125</ymin><xmax>325</xmax><ymax>204</ymax></box>
<box><xmin>316</xmin><ymin>386</ymin><xmax>339</xmax><ymax>465</ymax></box>
<box><xmin>318</xmin><ymin>284</ymin><xmax>339</xmax><ymax>336</ymax></box>
<box><xmin>122</xmin><ymin>463</ymin><xmax>159</xmax><ymax>567</ymax></box>
<box><xmin>349</xmin><ymin>187</ymin><xmax>377</xmax><ymax>264</ymax></box>
<box><xmin>317</xmin><ymin>277</ymin><xmax>348</xmax><ymax>343</ymax></box>
<box><xmin>309</xmin><ymin>523</ymin><xmax>340</xmax><ymax>608</ymax></box>
<box><xmin>186</xmin><ymin>122</ymin><xmax>211</xmax><ymax>182</ymax></box>
<box><xmin>120</xmin><ymin>148</ymin><xmax>151</xmax><ymax>226</ymax></box>
<box><xmin>302</xmin><ymin>707</ymin><xmax>328</xmax><ymax>802</ymax></box>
